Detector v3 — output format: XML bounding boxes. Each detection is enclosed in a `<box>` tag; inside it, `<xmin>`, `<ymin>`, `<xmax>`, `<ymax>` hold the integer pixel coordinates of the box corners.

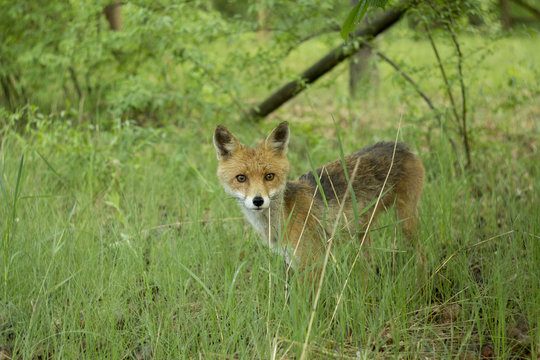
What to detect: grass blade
<box><xmin>0</xmin><ymin>171</ymin><xmax>9</xmax><ymax>211</ymax></box>
<box><xmin>305</xmin><ymin>148</ymin><xmax>329</xmax><ymax>209</ymax></box>
<box><xmin>179</xmin><ymin>262</ymin><xmax>217</xmax><ymax>305</ymax></box>
<box><xmin>334</xmin><ymin>123</ymin><xmax>360</xmax><ymax>232</ymax></box>
<box><xmin>12</xmin><ymin>145</ymin><xmax>28</xmax><ymax>212</ymax></box>
<box><xmin>37</xmin><ymin>151</ymin><xmax>66</xmax><ymax>185</ymax></box>
<box><xmin>226</xmin><ymin>260</ymin><xmax>247</xmax><ymax>309</ymax></box>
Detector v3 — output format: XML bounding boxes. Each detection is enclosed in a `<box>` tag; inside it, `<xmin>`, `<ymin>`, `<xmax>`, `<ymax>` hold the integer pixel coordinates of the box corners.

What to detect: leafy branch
<box><xmin>341</xmin><ymin>0</ymin><xmax>390</xmax><ymax>40</ymax></box>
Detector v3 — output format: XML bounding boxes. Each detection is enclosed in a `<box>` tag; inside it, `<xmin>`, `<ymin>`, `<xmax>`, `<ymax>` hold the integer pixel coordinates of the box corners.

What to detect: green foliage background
<box><xmin>1</xmin><ymin>0</ymin><xmax>350</xmax><ymax>124</ymax></box>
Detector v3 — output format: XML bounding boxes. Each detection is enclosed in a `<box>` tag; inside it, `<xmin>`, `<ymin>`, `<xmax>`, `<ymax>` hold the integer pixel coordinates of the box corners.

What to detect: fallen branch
<box><xmin>511</xmin><ymin>0</ymin><xmax>540</xmax><ymax>19</ymax></box>
<box><xmin>249</xmin><ymin>1</ymin><xmax>413</xmax><ymax>119</ymax></box>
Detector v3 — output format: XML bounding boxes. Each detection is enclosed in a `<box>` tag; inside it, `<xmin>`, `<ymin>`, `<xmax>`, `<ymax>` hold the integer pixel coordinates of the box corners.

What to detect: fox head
<box><xmin>213</xmin><ymin>121</ymin><xmax>290</xmax><ymax>211</ymax></box>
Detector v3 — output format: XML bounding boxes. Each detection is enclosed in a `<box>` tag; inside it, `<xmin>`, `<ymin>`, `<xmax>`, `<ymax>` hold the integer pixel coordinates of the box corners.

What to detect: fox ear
<box><xmin>214</xmin><ymin>125</ymin><xmax>241</xmax><ymax>160</ymax></box>
<box><xmin>265</xmin><ymin>121</ymin><xmax>289</xmax><ymax>156</ymax></box>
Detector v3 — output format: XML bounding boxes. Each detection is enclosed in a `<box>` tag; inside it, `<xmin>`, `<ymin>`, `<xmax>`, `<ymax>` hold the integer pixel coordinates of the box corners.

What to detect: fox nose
<box><xmin>252</xmin><ymin>196</ymin><xmax>264</xmax><ymax>207</ymax></box>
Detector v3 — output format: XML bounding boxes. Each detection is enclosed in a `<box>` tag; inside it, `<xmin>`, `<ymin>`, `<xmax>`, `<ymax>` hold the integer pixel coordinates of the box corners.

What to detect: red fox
<box><xmin>213</xmin><ymin>121</ymin><xmax>424</xmax><ymax>274</ymax></box>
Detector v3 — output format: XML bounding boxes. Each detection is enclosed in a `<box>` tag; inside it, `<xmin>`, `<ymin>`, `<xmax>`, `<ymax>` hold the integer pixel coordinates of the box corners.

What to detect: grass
<box><xmin>1</xmin><ymin>33</ymin><xmax>539</xmax><ymax>358</ymax></box>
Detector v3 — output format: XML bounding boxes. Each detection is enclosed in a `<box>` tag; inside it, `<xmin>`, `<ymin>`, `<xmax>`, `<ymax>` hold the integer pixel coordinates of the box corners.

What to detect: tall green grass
<box><xmin>1</xmin><ymin>34</ymin><xmax>539</xmax><ymax>358</ymax></box>
<box><xmin>1</xmin><ymin>111</ymin><xmax>537</xmax><ymax>358</ymax></box>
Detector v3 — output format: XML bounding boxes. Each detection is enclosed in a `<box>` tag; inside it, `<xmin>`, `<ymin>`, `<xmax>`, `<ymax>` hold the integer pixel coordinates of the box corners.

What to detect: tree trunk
<box><xmin>257</xmin><ymin>3</ymin><xmax>268</xmax><ymax>36</ymax></box>
<box><xmin>349</xmin><ymin>0</ymin><xmax>378</xmax><ymax>98</ymax></box>
<box><xmin>349</xmin><ymin>43</ymin><xmax>377</xmax><ymax>98</ymax></box>
<box><xmin>500</xmin><ymin>0</ymin><xmax>512</xmax><ymax>29</ymax></box>
<box><xmin>104</xmin><ymin>3</ymin><xmax>123</xmax><ymax>31</ymax></box>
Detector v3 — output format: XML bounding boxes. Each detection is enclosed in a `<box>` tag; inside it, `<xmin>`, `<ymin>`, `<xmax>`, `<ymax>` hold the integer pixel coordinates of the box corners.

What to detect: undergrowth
<box><xmin>0</xmin><ymin>34</ymin><xmax>539</xmax><ymax>359</ymax></box>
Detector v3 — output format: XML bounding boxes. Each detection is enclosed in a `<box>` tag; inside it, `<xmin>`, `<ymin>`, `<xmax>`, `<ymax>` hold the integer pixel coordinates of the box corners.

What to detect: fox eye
<box><xmin>265</xmin><ymin>173</ymin><xmax>275</xmax><ymax>181</ymax></box>
<box><xmin>236</xmin><ymin>174</ymin><xmax>247</xmax><ymax>183</ymax></box>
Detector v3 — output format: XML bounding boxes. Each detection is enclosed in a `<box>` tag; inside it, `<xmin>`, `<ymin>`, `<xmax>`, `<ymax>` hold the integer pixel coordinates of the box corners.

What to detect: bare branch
<box><xmin>365</xmin><ymin>42</ymin><xmax>437</xmax><ymax>113</ymax></box>
<box><xmin>426</xmin><ymin>26</ymin><xmax>461</xmax><ymax>130</ymax></box>
<box><xmin>446</xmin><ymin>16</ymin><xmax>471</xmax><ymax>167</ymax></box>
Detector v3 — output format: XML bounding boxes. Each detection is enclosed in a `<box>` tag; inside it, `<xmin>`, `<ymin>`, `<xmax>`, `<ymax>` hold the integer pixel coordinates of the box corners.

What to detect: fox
<box><xmin>213</xmin><ymin>121</ymin><xmax>424</xmax><ymax>275</ymax></box>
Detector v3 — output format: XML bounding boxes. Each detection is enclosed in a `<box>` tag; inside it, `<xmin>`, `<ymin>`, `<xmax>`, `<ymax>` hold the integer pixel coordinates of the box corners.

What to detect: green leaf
<box><xmin>12</xmin><ymin>146</ymin><xmax>27</xmax><ymax>212</ymax></box>
<box><xmin>341</xmin><ymin>0</ymin><xmax>389</xmax><ymax>41</ymax></box>
<box><xmin>341</xmin><ymin>1</ymin><xmax>367</xmax><ymax>41</ymax></box>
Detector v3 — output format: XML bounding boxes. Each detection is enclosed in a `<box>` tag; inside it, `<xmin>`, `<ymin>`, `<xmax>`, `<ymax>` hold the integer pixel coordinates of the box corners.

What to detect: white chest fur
<box><xmin>240</xmin><ymin>205</ymin><xmax>294</xmax><ymax>266</ymax></box>
<box><xmin>241</xmin><ymin>207</ymin><xmax>271</xmax><ymax>243</ymax></box>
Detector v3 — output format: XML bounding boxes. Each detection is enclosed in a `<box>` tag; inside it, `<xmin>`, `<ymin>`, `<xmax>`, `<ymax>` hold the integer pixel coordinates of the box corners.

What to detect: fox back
<box><xmin>213</xmin><ymin>122</ymin><xmax>424</xmax><ymax>271</ymax></box>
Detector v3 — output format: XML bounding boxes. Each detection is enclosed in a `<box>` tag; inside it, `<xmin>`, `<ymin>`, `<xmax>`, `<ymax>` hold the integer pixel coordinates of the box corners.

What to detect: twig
<box><xmin>69</xmin><ymin>67</ymin><xmax>83</xmax><ymax>100</ymax></box>
<box><xmin>523</xmin><ymin>231</ymin><xmax>540</xmax><ymax>239</ymax></box>
<box><xmin>425</xmin><ymin>26</ymin><xmax>462</xmax><ymax>132</ymax></box>
<box><xmin>0</xmin><ymin>75</ymin><xmax>13</xmax><ymax>109</ymax></box>
<box><xmin>361</xmin><ymin>40</ymin><xmax>460</xmax><ymax>158</ymax></box>
<box><xmin>283</xmin><ymin>25</ymin><xmax>342</xmax><ymax>57</ymax></box>
<box><xmin>363</xmin><ymin>42</ymin><xmax>437</xmax><ymax>114</ymax></box>
<box><xmin>424</xmin><ymin>23</ymin><xmax>469</xmax><ymax>166</ymax></box>
<box><xmin>463</xmin><ymin>230</ymin><xmax>514</xmax><ymax>251</ymax></box>
<box><xmin>446</xmin><ymin>11</ymin><xmax>471</xmax><ymax>167</ymax></box>
<box><xmin>141</xmin><ymin>217</ymin><xmax>244</xmax><ymax>233</ymax></box>
<box><xmin>407</xmin><ymin>229</ymin><xmax>515</xmax><ymax>305</ymax></box>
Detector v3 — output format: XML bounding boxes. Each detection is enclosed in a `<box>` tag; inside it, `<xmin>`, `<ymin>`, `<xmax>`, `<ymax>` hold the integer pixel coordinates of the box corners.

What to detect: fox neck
<box><xmin>241</xmin><ymin>193</ymin><xmax>285</xmax><ymax>248</ymax></box>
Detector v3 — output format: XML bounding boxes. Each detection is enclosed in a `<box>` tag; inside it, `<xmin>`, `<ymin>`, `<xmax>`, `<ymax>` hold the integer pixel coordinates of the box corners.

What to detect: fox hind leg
<box><xmin>394</xmin><ymin>156</ymin><xmax>425</xmax><ymax>282</ymax></box>
<box><xmin>395</xmin><ymin>156</ymin><xmax>424</xmax><ymax>240</ymax></box>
